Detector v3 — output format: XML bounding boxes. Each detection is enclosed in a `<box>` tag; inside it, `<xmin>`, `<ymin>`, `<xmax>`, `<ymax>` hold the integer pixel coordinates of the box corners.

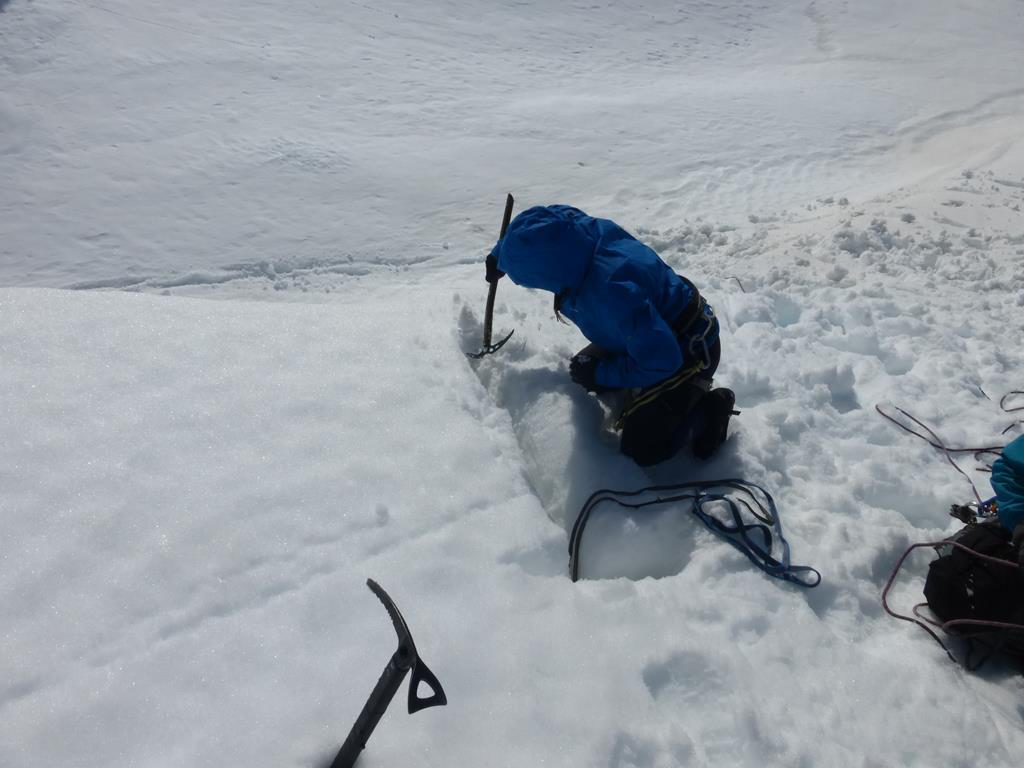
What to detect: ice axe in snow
<box><xmin>466</xmin><ymin>193</ymin><xmax>515</xmax><ymax>358</ymax></box>
<box><xmin>330</xmin><ymin>579</ymin><xmax>447</xmax><ymax>768</ymax></box>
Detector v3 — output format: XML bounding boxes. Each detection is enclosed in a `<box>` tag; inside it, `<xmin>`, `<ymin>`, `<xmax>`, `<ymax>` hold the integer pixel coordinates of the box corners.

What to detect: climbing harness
<box><xmin>614</xmin><ymin>299</ymin><xmax>718</xmax><ymax>430</ymax></box>
<box><xmin>567</xmin><ymin>478</ymin><xmax>821</xmax><ymax>587</ymax></box>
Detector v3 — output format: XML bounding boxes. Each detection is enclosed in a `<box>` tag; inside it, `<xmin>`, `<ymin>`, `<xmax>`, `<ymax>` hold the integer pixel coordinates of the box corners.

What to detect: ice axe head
<box><xmin>365</xmin><ymin>579</ymin><xmax>446</xmax><ymax>714</ymax></box>
<box><xmin>466</xmin><ymin>327</ymin><xmax>514</xmax><ymax>359</ymax></box>
<box><xmin>329</xmin><ymin>580</ymin><xmax>447</xmax><ymax>768</ymax></box>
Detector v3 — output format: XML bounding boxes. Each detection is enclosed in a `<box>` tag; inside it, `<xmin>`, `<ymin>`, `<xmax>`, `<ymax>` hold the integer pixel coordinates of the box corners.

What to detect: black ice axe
<box><xmin>330</xmin><ymin>579</ymin><xmax>447</xmax><ymax>768</ymax></box>
<box><xmin>466</xmin><ymin>193</ymin><xmax>516</xmax><ymax>359</ymax></box>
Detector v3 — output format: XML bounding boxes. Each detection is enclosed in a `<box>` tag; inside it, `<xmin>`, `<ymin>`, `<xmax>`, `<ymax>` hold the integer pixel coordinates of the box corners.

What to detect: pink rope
<box><xmin>874</xmin><ymin>404</ymin><xmax>1006</xmax><ymax>507</ymax></box>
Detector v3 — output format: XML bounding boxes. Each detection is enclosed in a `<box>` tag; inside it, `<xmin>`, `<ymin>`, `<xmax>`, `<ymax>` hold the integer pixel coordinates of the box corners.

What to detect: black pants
<box><xmin>619</xmin><ymin>338</ymin><xmax>721</xmax><ymax>466</ymax></box>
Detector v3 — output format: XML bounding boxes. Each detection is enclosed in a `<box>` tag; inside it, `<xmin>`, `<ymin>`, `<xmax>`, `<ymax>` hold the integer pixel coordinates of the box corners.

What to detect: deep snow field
<box><xmin>3</xmin><ymin>1</ymin><xmax>1024</xmax><ymax>767</ymax></box>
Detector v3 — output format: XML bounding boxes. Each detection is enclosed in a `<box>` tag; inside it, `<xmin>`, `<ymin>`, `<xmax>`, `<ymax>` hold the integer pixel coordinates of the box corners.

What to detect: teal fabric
<box><xmin>992</xmin><ymin>434</ymin><xmax>1024</xmax><ymax>531</ymax></box>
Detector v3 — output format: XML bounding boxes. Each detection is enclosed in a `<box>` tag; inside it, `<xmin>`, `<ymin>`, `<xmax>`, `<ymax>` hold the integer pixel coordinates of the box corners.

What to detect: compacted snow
<box><xmin>2</xmin><ymin>1</ymin><xmax>1023</xmax><ymax>766</ymax></box>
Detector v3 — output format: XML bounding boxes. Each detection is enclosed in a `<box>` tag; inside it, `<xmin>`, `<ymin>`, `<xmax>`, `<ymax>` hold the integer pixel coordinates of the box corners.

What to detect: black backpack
<box><xmin>924</xmin><ymin>522</ymin><xmax>1024</xmax><ymax>670</ymax></box>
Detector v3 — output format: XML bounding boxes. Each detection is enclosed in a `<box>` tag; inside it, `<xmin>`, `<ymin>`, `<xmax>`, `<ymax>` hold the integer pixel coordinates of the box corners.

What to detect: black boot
<box><xmin>692</xmin><ymin>388</ymin><xmax>736</xmax><ymax>460</ymax></box>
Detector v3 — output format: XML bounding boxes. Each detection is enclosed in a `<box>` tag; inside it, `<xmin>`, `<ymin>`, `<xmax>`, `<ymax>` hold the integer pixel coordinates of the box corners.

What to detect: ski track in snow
<box><xmin>64</xmin><ymin>253</ymin><xmax>433</xmax><ymax>294</ymax></box>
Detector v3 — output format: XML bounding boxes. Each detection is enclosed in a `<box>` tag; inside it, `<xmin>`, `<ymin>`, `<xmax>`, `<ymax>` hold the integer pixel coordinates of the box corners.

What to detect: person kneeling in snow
<box><xmin>485</xmin><ymin>204</ymin><xmax>735</xmax><ymax>466</ymax></box>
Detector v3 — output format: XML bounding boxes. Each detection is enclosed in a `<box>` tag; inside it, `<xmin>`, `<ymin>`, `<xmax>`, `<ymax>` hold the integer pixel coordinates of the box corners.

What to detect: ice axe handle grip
<box><xmin>330</xmin><ymin>647</ymin><xmax>413</xmax><ymax>768</ymax></box>
<box><xmin>482</xmin><ymin>283</ymin><xmax>497</xmax><ymax>348</ymax></box>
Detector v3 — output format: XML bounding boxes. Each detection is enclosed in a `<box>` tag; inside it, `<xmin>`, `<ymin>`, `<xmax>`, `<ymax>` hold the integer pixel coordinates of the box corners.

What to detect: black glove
<box><xmin>1013</xmin><ymin>523</ymin><xmax>1024</xmax><ymax>569</ymax></box>
<box><xmin>485</xmin><ymin>251</ymin><xmax>505</xmax><ymax>284</ymax></box>
<box><xmin>569</xmin><ymin>354</ymin><xmax>613</xmax><ymax>394</ymax></box>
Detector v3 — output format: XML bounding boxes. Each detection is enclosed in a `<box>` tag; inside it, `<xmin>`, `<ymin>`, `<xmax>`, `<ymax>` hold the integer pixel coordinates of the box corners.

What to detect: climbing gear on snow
<box><xmin>883</xmin><ymin>524</ymin><xmax>1024</xmax><ymax>671</ymax></box>
<box><xmin>331</xmin><ymin>579</ymin><xmax>447</xmax><ymax>768</ymax></box>
<box><xmin>567</xmin><ymin>478</ymin><xmax>820</xmax><ymax>587</ymax></box>
<box><xmin>949</xmin><ymin>498</ymin><xmax>999</xmax><ymax>526</ymax></box>
<box><xmin>467</xmin><ymin>194</ymin><xmax>516</xmax><ymax>359</ymax></box>
<box><xmin>880</xmin><ymin>396</ymin><xmax>1024</xmax><ymax>670</ymax></box>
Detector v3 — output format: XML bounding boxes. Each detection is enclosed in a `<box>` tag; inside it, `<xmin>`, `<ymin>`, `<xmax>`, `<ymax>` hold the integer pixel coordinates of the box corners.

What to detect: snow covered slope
<box><xmin>2</xmin><ymin>1</ymin><xmax>1024</xmax><ymax>766</ymax></box>
<box><xmin>3</xmin><ymin>0</ymin><xmax>1024</xmax><ymax>288</ymax></box>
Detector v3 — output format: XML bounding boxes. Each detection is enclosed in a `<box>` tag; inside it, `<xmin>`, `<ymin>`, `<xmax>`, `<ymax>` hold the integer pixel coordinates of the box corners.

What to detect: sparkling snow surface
<box><xmin>2</xmin><ymin>1</ymin><xmax>1024</xmax><ymax>766</ymax></box>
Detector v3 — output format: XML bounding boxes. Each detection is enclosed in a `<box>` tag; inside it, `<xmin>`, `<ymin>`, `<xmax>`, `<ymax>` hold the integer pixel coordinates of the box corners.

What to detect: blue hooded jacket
<box><xmin>492</xmin><ymin>205</ymin><xmax>715</xmax><ymax>389</ymax></box>
<box><xmin>992</xmin><ymin>433</ymin><xmax>1024</xmax><ymax>531</ymax></box>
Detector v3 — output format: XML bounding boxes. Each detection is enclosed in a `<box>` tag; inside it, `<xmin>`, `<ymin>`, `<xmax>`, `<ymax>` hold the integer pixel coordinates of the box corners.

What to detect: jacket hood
<box><xmin>493</xmin><ymin>205</ymin><xmax>593</xmax><ymax>294</ymax></box>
